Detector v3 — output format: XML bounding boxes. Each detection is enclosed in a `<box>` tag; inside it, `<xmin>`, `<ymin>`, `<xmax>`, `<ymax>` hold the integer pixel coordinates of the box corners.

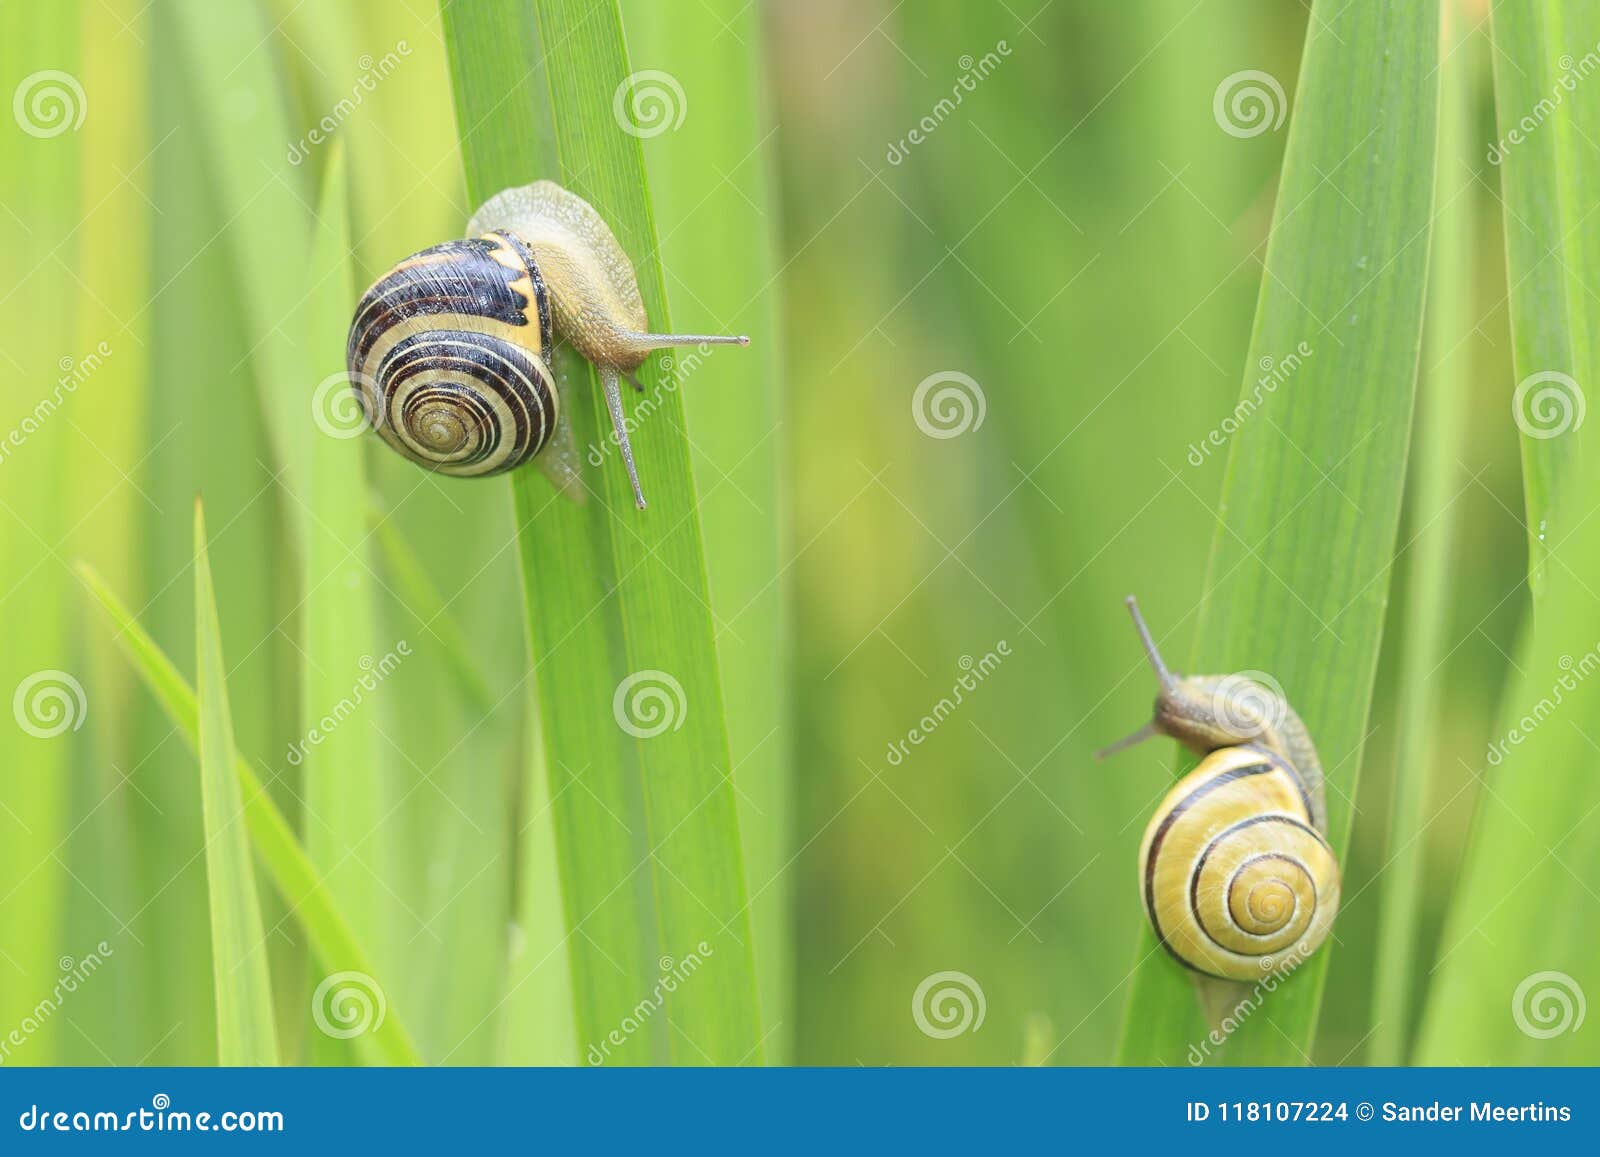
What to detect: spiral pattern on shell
<box><xmin>346</xmin><ymin>232</ymin><xmax>558</xmax><ymax>477</ymax></box>
<box><xmin>1138</xmin><ymin>745</ymin><xmax>1339</xmax><ymax>980</ymax></box>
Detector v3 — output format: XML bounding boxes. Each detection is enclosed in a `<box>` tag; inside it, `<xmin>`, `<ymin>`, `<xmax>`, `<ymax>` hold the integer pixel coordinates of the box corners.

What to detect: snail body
<box><xmin>1098</xmin><ymin>597</ymin><xmax>1340</xmax><ymax>982</ymax></box>
<box><xmin>347</xmin><ymin>180</ymin><xmax>748</xmax><ymax>508</ymax></box>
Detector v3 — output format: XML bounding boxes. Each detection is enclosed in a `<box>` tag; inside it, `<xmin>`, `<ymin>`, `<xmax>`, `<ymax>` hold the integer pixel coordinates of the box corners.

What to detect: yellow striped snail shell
<box><xmin>1097</xmin><ymin>596</ymin><xmax>1340</xmax><ymax>981</ymax></box>
<box><xmin>346</xmin><ymin>180</ymin><xmax>748</xmax><ymax>508</ymax></box>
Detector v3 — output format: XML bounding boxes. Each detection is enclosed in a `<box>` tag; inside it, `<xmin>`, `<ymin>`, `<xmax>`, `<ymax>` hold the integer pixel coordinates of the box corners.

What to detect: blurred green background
<box><xmin>0</xmin><ymin>0</ymin><xmax>1590</xmax><ymax>1067</ymax></box>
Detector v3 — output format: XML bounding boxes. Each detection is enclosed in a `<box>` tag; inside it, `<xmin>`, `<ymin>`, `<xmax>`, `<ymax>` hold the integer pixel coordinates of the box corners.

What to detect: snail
<box><xmin>1096</xmin><ymin>596</ymin><xmax>1340</xmax><ymax>982</ymax></box>
<box><xmin>345</xmin><ymin>180</ymin><xmax>748</xmax><ymax>508</ymax></box>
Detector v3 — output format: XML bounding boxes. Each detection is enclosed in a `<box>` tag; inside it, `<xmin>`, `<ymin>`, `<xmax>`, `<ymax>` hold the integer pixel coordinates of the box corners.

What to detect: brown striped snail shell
<box><xmin>1096</xmin><ymin>596</ymin><xmax>1341</xmax><ymax>982</ymax></box>
<box><xmin>348</xmin><ymin>231</ymin><xmax>557</xmax><ymax>480</ymax></box>
<box><xmin>346</xmin><ymin>180</ymin><xmax>748</xmax><ymax>508</ymax></box>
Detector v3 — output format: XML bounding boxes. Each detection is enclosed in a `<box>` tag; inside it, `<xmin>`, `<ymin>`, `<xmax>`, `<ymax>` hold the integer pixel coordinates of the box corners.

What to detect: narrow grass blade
<box><xmin>322</xmin><ymin>4</ymin><xmax>523</xmax><ymax>1066</ymax></box>
<box><xmin>1368</xmin><ymin>0</ymin><xmax>1477</xmax><ymax>1067</ymax></box>
<box><xmin>167</xmin><ymin>0</ymin><xmax>312</xmax><ymax>518</ymax></box>
<box><xmin>278</xmin><ymin>2</ymin><xmax>466</xmax><ymax>287</ymax></box>
<box><xmin>1116</xmin><ymin>0</ymin><xmax>1439</xmax><ymax>1064</ymax></box>
<box><xmin>441</xmin><ymin>0</ymin><xmax>765</xmax><ymax>1063</ymax></box>
<box><xmin>193</xmin><ymin>501</ymin><xmax>280</xmax><ymax>1065</ymax></box>
<box><xmin>297</xmin><ymin>144</ymin><xmax>403</xmax><ymax>1062</ymax></box>
<box><xmin>136</xmin><ymin>1</ymin><xmax>294</xmax><ymax>1063</ymax></box>
<box><xmin>1415</xmin><ymin>0</ymin><xmax>1600</xmax><ymax>1065</ymax></box>
<box><xmin>75</xmin><ymin>563</ymin><xmax>422</xmax><ymax>1066</ymax></box>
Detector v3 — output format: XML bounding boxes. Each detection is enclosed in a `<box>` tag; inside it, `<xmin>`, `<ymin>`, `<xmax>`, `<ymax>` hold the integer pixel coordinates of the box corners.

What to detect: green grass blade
<box><xmin>498</xmin><ymin>682</ymin><xmax>579</xmax><ymax>1066</ymax></box>
<box><xmin>57</xmin><ymin>1</ymin><xmax>155</xmax><ymax>1062</ymax></box>
<box><xmin>442</xmin><ymin>0</ymin><xmax>653</xmax><ymax>1066</ymax></box>
<box><xmin>0</xmin><ymin>0</ymin><xmax>79</xmax><ymax>1063</ymax></box>
<box><xmin>1116</xmin><ymin>0</ymin><xmax>1439</xmax><ymax>1065</ymax></box>
<box><xmin>1414</xmin><ymin>0</ymin><xmax>1600</xmax><ymax>1065</ymax></box>
<box><xmin>137</xmin><ymin>0</ymin><xmax>292</xmax><ymax>1063</ymax></box>
<box><xmin>1368</xmin><ymin>0</ymin><xmax>1477</xmax><ymax>1067</ymax></box>
<box><xmin>297</xmin><ymin>143</ymin><xmax>403</xmax><ymax>1062</ymax></box>
<box><xmin>440</xmin><ymin>0</ymin><xmax>764</xmax><ymax>1064</ymax></box>
<box><xmin>193</xmin><ymin>501</ymin><xmax>280</xmax><ymax>1065</ymax></box>
<box><xmin>167</xmin><ymin>0</ymin><xmax>312</xmax><ymax>512</ymax></box>
<box><xmin>1487</xmin><ymin>2</ymin><xmax>1600</xmax><ymax>588</ymax></box>
<box><xmin>75</xmin><ymin>562</ymin><xmax>422</xmax><ymax>1066</ymax></box>
<box><xmin>619</xmin><ymin>0</ymin><xmax>792</xmax><ymax>1062</ymax></box>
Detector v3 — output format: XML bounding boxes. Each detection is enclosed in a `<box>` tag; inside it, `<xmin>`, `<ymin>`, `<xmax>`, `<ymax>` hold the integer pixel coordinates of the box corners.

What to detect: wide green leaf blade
<box><xmin>1486</xmin><ymin>2</ymin><xmax>1600</xmax><ymax>588</ymax></box>
<box><xmin>440</xmin><ymin>0</ymin><xmax>764</xmax><ymax>1064</ymax></box>
<box><xmin>1367</xmin><ymin>0</ymin><xmax>1478</xmax><ymax>1066</ymax></box>
<box><xmin>1415</xmin><ymin>0</ymin><xmax>1600</xmax><ymax>1065</ymax></box>
<box><xmin>193</xmin><ymin>501</ymin><xmax>280</xmax><ymax>1065</ymax></box>
<box><xmin>1116</xmin><ymin>0</ymin><xmax>1439</xmax><ymax>1064</ymax></box>
<box><xmin>617</xmin><ymin>0</ymin><xmax>791</xmax><ymax>1061</ymax></box>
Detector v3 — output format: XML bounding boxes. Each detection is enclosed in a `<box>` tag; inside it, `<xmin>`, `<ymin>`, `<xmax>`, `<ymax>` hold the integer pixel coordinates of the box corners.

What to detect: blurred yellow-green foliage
<box><xmin>0</xmin><ymin>0</ymin><xmax>1595</xmax><ymax>1068</ymax></box>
